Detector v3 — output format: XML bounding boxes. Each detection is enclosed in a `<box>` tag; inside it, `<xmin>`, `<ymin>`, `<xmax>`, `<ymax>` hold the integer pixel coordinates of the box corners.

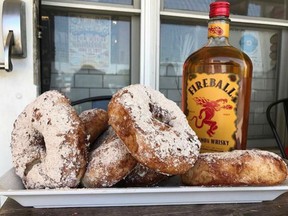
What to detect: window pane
<box><xmin>41</xmin><ymin>8</ymin><xmax>131</xmax><ymax>107</ymax></box>
<box><xmin>163</xmin><ymin>0</ymin><xmax>287</xmax><ymax>20</ymax></box>
<box><xmin>85</xmin><ymin>0</ymin><xmax>133</xmax><ymax>5</ymax></box>
<box><xmin>159</xmin><ymin>20</ymin><xmax>280</xmax><ymax>141</ymax></box>
<box><xmin>163</xmin><ymin>0</ymin><xmax>212</xmax><ymax>13</ymax></box>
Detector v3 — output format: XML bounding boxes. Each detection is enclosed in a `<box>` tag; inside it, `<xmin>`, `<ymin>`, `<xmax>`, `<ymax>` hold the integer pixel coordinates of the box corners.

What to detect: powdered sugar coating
<box><xmin>181</xmin><ymin>149</ymin><xmax>288</xmax><ymax>186</ymax></box>
<box><xmin>11</xmin><ymin>90</ymin><xmax>87</xmax><ymax>189</ymax></box>
<box><xmin>79</xmin><ymin>108</ymin><xmax>109</xmax><ymax>146</ymax></box>
<box><xmin>201</xmin><ymin>149</ymin><xmax>285</xmax><ymax>163</ymax></box>
<box><xmin>108</xmin><ymin>84</ymin><xmax>201</xmax><ymax>175</ymax></box>
<box><xmin>82</xmin><ymin>127</ymin><xmax>137</xmax><ymax>188</ymax></box>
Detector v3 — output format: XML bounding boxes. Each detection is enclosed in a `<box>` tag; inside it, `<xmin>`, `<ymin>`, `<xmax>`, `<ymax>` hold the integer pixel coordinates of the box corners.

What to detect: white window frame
<box><xmin>140</xmin><ymin>0</ymin><xmax>160</xmax><ymax>89</ymax></box>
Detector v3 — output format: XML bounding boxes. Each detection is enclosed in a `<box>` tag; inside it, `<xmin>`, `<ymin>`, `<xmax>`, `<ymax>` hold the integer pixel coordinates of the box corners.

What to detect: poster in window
<box><xmin>69</xmin><ymin>14</ymin><xmax>111</xmax><ymax>69</ymax></box>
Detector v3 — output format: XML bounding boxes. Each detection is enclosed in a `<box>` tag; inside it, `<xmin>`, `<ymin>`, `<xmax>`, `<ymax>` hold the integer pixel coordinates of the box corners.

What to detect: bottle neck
<box><xmin>207</xmin><ymin>16</ymin><xmax>230</xmax><ymax>46</ymax></box>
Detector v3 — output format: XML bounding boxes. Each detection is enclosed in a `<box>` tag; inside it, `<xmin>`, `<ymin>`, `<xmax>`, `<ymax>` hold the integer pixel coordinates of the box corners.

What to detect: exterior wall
<box><xmin>0</xmin><ymin>0</ymin><xmax>37</xmax><ymax>182</ymax></box>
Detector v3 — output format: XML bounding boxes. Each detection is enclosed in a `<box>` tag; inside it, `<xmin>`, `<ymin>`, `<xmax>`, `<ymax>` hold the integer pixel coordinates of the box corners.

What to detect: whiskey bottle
<box><xmin>182</xmin><ymin>1</ymin><xmax>253</xmax><ymax>152</ymax></box>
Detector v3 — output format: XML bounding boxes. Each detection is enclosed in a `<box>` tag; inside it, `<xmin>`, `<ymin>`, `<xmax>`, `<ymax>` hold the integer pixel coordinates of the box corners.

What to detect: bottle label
<box><xmin>208</xmin><ymin>22</ymin><xmax>229</xmax><ymax>38</ymax></box>
<box><xmin>186</xmin><ymin>73</ymin><xmax>239</xmax><ymax>152</ymax></box>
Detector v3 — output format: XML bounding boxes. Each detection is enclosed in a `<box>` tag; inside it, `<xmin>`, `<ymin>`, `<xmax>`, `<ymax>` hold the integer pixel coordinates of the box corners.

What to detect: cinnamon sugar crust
<box><xmin>82</xmin><ymin>127</ymin><xmax>137</xmax><ymax>188</ymax></box>
<box><xmin>108</xmin><ymin>84</ymin><xmax>201</xmax><ymax>175</ymax></box>
<box><xmin>11</xmin><ymin>90</ymin><xmax>87</xmax><ymax>189</ymax></box>
<box><xmin>79</xmin><ymin>108</ymin><xmax>109</xmax><ymax>146</ymax></box>
<box><xmin>181</xmin><ymin>149</ymin><xmax>288</xmax><ymax>186</ymax></box>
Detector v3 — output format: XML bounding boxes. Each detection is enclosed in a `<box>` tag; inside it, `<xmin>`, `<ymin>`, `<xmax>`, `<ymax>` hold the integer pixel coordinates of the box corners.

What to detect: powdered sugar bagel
<box><xmin>108</xmin><ymin>84</ymin><xmax>201</xmax><ymax>175</ymax></box>
<box><xmin>79</xmin><ymin>108</ymin><xmax>109</xmax><ymax>146</ymax></box>
<box><xmin>82</xmin><ymin>127</ymin><xmax>137</xmax><ymax>188</ymax></box>
<box><xmin>11</xmin><ymin>90</ymin><xmax>87</xmax><ymax>189</ymax></box>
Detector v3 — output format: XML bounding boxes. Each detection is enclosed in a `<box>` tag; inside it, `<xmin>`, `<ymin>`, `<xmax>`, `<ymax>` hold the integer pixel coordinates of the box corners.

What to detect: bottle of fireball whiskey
<box><xmin>182</xmin><ymin>2</ymin><xmax>253</xmax><ymax>152</ymax></box>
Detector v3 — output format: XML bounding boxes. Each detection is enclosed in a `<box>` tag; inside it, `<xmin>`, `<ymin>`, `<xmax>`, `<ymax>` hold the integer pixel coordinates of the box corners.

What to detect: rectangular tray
<box><xmin>1</xmin><ymin>168</ymin><xmax>288</xmax><ymax>208</ymax></box>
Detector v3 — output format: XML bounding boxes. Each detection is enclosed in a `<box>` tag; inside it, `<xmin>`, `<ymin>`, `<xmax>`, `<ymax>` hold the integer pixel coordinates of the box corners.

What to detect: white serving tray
<box><xmin>1</xmin><ymin>168</ymin><xmax>288</xmax><ymax>208</ymax></box>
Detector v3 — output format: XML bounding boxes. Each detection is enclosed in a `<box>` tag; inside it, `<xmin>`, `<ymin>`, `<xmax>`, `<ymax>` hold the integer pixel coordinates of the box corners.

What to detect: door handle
<box><xmin>0</xmin><ymin>0</ymin><xmax>26</xmax><ymax>72</ymax></box>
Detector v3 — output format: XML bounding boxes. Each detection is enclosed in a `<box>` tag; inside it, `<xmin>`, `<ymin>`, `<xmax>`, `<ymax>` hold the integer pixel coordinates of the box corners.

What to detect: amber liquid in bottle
<box><xmin>182</xmin><ymin>14</ymin><xmax>253</xmax><ymax>152</ymax></box>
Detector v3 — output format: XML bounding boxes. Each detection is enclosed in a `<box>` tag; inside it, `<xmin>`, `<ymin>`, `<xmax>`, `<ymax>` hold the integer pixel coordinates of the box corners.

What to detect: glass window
<box><xmin>86</xmin><ymin>0</ymin><xmax>133</xmax><ymax>4</ymax></box>
<box><xmin>159</xmin><ymin>20</ymin><xmax>280</xmax><ymax>141</ymax></box>
<box><xmin>163</xmin><ymin>0</ymin><xmax>212</xmax><ymax>12</ymax></box>
<box><xmin>55</xmin><ymin>0</ymin><xmax>133</xmax><ymax>5</ymax></box>
<box><xmin>41</xmin><ymin>7</ymin><xmax>131</xmax><ymax>105</ymax></box>
<box><xmin>163</xmin><ymin>0</ymin><xmax>287</xmax><ymax>20</ymax></box>
<box><xmin>88</xmin><ymin>0</ymin><xmax>133</xmax><ymax>5</ymax></box>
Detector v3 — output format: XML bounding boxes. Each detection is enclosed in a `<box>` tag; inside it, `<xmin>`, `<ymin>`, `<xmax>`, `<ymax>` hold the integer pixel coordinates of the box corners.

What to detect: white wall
<box><xmin>0</xmin><ymin>0</ymin><xmax>38</xmax><ymax>206</ymax></box>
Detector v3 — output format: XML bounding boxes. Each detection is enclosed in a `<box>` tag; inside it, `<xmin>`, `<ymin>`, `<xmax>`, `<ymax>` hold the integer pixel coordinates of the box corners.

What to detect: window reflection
<box><xmin>85</xmin><ymin>0</ymin><xmax>132</xmax><ymax>5</ymax></box>
<box><xmin>164</xmin><ymin>0</ymin><xmax>213</xmax><ymax>13</ymax></box>
<box><xmin>163</xmin><ymin>0</ymin><xmax>287</xmax><ymax>20</ymax></box>
<box><xmin>41</xmin><ymin>8</ymin><xmax>131</xmax><ymax>101</ymax></box>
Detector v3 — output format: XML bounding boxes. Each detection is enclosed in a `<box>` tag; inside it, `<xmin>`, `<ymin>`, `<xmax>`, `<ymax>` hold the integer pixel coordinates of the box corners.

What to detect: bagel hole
<box><xmin>24</xmin><ymin>134</ymin><xmax>46</xmax><ymax>176</ymax></box>
<box><xmin>24</xmin><ymin>158</ymin><xmax>42</xmax><ymax>176</ymax></box>
<box><xmin>35</xmin><ymin>132</ymin><xmax>46</xmax><ymax>153</ymax></box>
<box><xmin>149</xmin><ymin>103</ymin><xmax>171</xmax><ymax>125</ymax></box>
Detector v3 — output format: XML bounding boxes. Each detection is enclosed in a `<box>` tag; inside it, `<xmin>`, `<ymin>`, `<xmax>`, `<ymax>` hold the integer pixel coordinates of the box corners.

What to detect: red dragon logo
<box><xmin>191</xmin><ymin>97</ymin><xmax>232</xmax><ymax>137</ymax></box>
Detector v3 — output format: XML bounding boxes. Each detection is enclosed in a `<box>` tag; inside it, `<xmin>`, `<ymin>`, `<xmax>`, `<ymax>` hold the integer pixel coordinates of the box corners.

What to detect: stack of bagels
<box><xmin>10</xmin><ymin>84</ymin><xmax>288</xmax><ymax>189</ymax></box>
